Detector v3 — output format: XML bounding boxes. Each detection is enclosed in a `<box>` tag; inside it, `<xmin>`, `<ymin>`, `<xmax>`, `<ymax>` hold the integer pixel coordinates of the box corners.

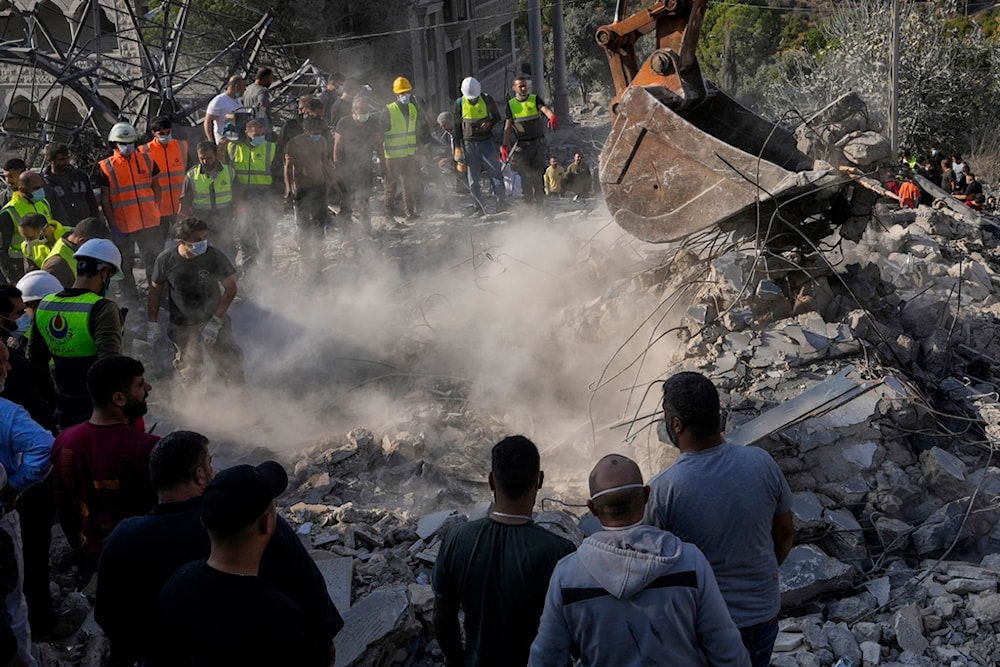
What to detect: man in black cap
<box><xmin>99</xmin><ymin>432</ymin><xmax>342</xmax><ymax>666</ymax></box>
<box><xmin>150</xmin><ymin>459</ymin><xmax>330</xmax><ymax>667</ymax></box>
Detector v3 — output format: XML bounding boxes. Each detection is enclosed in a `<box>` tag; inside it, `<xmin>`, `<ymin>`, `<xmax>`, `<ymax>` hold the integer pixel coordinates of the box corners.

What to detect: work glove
<box><xmin>547</xmin><ymin>115</ymin><xmax>559</xmax><ymax>131</ymax></box>
<box><xmin>147</xmin><ymin>323</ymin><xmax>161</xmax><ymax>347</ymax></box>
<box><xmin>201</xmin><ymin>316</ymin><xmax>224</xmax><ymax>347</ymax></box>
<box><xmin>500</xmin><ymin>145</ymin><xmax>510</xmax><ymax>162</ymax></box>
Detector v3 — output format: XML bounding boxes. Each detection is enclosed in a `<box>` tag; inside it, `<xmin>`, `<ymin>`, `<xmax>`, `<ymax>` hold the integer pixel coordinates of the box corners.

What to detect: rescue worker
<box><xmin>42</xmin><ymin>217</ymin><xmax>112</xmax><ymax>289</ymax></box>
<box><xmin>148</xmin><ymin>217</ymin><xmax>244</xmax><ymax>387</ymax></box>
<box><xmin>27</xmin><ymin>238</ymin><xmax>124</xmax><ymax>430</ymax></box>
<box><xmin>17</xmin><ymin>213</ymin><xmax>70</xmax><ymax>271</ymax></box>
<box><xmin>179</xmin><ymin>142</ymin><xmax>237</xmax><ymax>263</ymax></box>
<box><xmin>381</xmin><ymin>76</ymin><xmax>421</xmax><ymax>221</ymax></box>
<box><xmin>139</xmin><ymin>116</ymin><xmax>190</xmax><ymax>236</ymax></box>
<box><xmin>0</xmin><ymin>171</ymin><xmax>64</xmax><ymax>283</ymax></box>
<box><xmin>97</xmin><ymin>122</ymin><xmax>163</xmax><ymax>302</ymax></box>
<box><xmin>453</xmin><ymin>76</ymin><xmax>505</xmax><ymax>215</ymax></box>
<box><xmin>227</xmin><ymin>119</ymin><xmax>279</xmax><ymax>270</ymax></box>
<box><xmin>501</xmin><ymin>77</ymin><xmax>559</xmax><ymax>211</ymax></box>
<box><xmin>333</xmin><ymin>97</ymin><xmax>381</xmax><ymax>235</ymax></box>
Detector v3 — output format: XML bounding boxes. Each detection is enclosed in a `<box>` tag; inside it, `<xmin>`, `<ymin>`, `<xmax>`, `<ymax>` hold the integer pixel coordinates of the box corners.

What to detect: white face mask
<box><xmin>355</xmin><ymin>113</ymin><xmax>370</xmax><ymax>123</ymax></box>
<box><xmin>156</xmin><ymin>134</ymin><xmax>172</xmax><ymax>144</ymax></box>
<box><xmin>118</xmin><ymin>143</ymin><xmax>135</xmax><ymax>156</ymax></box>
<box><xmin>397</xmin><ymin>94</ymin><xmax>411</xmax><ymax>105</ymax></box>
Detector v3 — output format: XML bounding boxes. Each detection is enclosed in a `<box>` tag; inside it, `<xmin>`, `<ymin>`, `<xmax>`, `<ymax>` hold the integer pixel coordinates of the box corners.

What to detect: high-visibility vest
<box><xmin>384</xmin><ymin>102</ymin><xmax>418</xmax><ymax>159</ymax></box>
<box><xmin>141</xmin><ymin>138</ymin><xmax>188</xmax><ymax>217</ymax></box>
<box><xmin>36</xmin><ymin>291</ymin><xmax>100</xmax><ymax>358</ymax></box>
<box><xmin>189</xmin><ymin>164</ymin><xmax>235</xmax><ymax>210</ymax></box>
<box><xmin>227</xmin><ymin>141</ymin><xmax>275</xmax><ymax>188</ymax></box>
<box><xmin>21</xmin><ymin>221</ymin><xmax>70</xmax><ymax>269</ymax></box>
<box><xmin>507</xmin><ymin>95</ymin><xmax>540</xmax><ymax>121</ymax></box>
<box><xmin>0</xmin><ymin>192</ymin><xmax>57</xmax><ymax>257</ymax></box>
<box><xmin>48</xmin><ymin>236</ymin><xmax>78</xmax><ymax>279</ymax></box>
<box><xmin>461</xmin><ymin>97</ymin><xmax>489</xmax><ymax>140</ymax></box>
<box><xmin>99</xmin><ymin>152</ymin><xmax>160</xmax><ymax>233</ymax></box>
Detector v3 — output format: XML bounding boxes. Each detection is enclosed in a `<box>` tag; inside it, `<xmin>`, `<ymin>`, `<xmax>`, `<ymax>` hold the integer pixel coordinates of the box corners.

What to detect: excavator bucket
<box><xmin>596</xmin><ymin>1</ymin><xmax>843</xmax><ymax>243</ymax></box>
<box><xmin>600</xmin><ymin>84</ymin><xmax>838</xmax><ymax>243</ymax></box>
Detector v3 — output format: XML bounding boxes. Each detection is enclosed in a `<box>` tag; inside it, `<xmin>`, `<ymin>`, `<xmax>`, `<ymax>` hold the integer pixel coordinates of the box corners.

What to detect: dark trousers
<box><xmin>740</xmin><ymin>616</ymin><xmax>779</xmax><ymax>667</ymax></box>
<box><xmin>236</xmin><ymin>190</ymin><xmax>278</xmax><ymax>268</ymax></box>
<box><xmin>115</xmin><ymin>225</ymin><xmax>166</xmax><ymax>299</ymax></box>
<box><xmin>340</xmin><ymin>172</ymin><xmax>373</xmax><ymax>233</ymax></box>
<box><xmin>513</xmin><ymin>138</ymin><xmax>546</xmax><ymax>208</ymax></box>
<box><xmin>14</xmin><ymin>476</ymin><xmax>56</xmax><ymax>631</ymax></box>
<box><xmin>295</xmin><ymin>185</ymin><xmax>328</xmax><ymax>268</ymax></box>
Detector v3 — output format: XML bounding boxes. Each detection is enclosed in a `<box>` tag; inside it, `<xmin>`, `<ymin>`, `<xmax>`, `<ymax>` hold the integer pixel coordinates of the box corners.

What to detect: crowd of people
<box><xmin>889</xmin><ymin>144</ymin><xmax>992</xmax><ymax>213</ymax></box>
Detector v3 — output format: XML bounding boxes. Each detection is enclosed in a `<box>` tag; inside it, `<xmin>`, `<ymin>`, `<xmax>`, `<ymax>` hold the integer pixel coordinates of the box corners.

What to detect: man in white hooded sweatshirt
<box><xmin>529</xmin><ymin>454</ymin><xmax>749</xmax><ymax>667</ymax></box>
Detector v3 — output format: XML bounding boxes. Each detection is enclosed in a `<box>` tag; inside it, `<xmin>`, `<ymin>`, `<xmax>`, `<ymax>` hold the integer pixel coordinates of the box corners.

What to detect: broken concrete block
<box><xmin>919</xmin><ymin>446</ymin><xmax>967</xmax><ymax>497</ymax></box>
<box><xmin>911</xmin><ymin>498</ymin><xmax>974</xmax><ymax>556</ymax></box>
<box><xmin>772</xmin><ymin>631</ymin><xmax>804</xmax><ymax>652</ymax></box>
<box><xmin>825</xmin><ymin>596</ymin><xmax>875</xmax><ymax>623</ymax></box>
<box><xmin>837</xmin><ymin>131</ymin><xmax>891</xmax><ymax>166</ymax></box>
<box><xmin>333</xmin><ymin>586</ymin><xmax>410</xmax><ymax>667</ymax></box>
<box><xmin>893</xmin><ymin>604</ymin><xmax>929</xmax><ymax>654</ymax></box>
<box><xmin>314</xmin><ymin>556</ymin><xmax>353</xmax><ymax>614</ymax></box>
<box><xmin>407</xmin><ymin>582</ymin><xmax>434</xmax><ymax>616</ymax></box>
<box><xmin>416</xmin><ymin>509</ymin><xmax>463</xmax><ymax>540</ymax></box>
<box><xmin>792</xmin><ymin>492</ymin><xmax>826</xmax><ymax>533</ymax></box>
<box><xmin>826</xmin><ymin>622</ymin><xmax>861</xmax><ymax>665</ymax></box>
<box><xmin>779</xmin><ymin>545</ymin><xmax>854</xmax><ymax>608</ymax></box>
<box><xmin>821</xmin><ymin>508</ymin><xmax>868</xmax><ymax>567</ymax></box>
<box><xmin>841</xmin><ymin>442</ymin><xmax>878</xmax><ymax>469</ymax></box>
<box><xmin>756</xmin><ymin>279</ymin><xmax>785</xmax><ymax>301</ymax></box>
<box><xmin>864</xmin><ymin>576</ymin><xmax>891</xmax><ymax>608</ymax></box>
<box><xmin>968</xmin><ymin>591</ymin><xmax>1000</xmax><ymax>623</ymax></box>
<box><xmin>860</xmin><ymin>640</ymin><xmax>882</xmax><ymax>666</ymax></box>
<box><xmin>943</xmin><ymin>577</ymin><xmax>995</xmax><ymax>595</ymax></box>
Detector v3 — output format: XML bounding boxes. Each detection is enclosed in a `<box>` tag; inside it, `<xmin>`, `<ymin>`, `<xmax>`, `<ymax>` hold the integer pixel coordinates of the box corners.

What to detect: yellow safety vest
<box><xmin>507</xmin><ymin>95</ymin><xmax>540</xmax><ymax>121</ymax></box>
<box><xmin>48</xmin><ymin>236</ymin><xmax>78</xmax><ymax>279</ymax></box>
<box><xmin>384</xmin><ymin>102</ymin><xmax>418</xmax><ymax>159</ymax></box>
<box><xmin>1</xmin><ymin>192</ymin><xmax>57</xmax><ymax>258</ymax></box>
<box><xmin>227</xmin><ymin>141</ymin><xmax>276</xmax><ymax>188</ymax></box>
<box><xmin>189</xmin><ymin>164</ymin><xmax>235</xmax><ymax>210</ymax></box>
<box><xmin>36</xmin><ymin>291</ymin><xmax>100</xmax><ymax>358</ymax></box>
<box><xmin>20</xmin><ymin>221</ymin><xmax>70</xmax><ymax>269</ymax></box>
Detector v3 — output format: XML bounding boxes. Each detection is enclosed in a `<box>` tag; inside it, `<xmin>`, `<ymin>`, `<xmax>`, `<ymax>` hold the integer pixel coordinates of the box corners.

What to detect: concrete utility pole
<box><xmin>889</xmin><ymin>0</ymin><xmax>900</xmax><ymax>155</ymax></box>
<box><xmin>551</xmin><ymin>0</ymin><xmax>570</xmax><ymax>120</ymax></box>
<box><xmin>527</xmin><ymin>0</ymin><xmax>548</xmax><ymax>100</ymax></box>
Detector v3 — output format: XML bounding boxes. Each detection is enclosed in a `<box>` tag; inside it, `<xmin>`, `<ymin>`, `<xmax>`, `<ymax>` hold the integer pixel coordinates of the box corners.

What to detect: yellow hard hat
<box><xmin>393</xmin><ymin>77</ymin><xmax>413</xmax><ymax>94</ymax></box>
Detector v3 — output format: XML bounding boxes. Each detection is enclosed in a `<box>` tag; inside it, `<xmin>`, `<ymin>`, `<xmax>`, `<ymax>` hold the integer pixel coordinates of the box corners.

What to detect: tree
<box><xmin>766</xmin><ymin>0</ymin><xmax>1000</xmax><ymax>154</ymax></box>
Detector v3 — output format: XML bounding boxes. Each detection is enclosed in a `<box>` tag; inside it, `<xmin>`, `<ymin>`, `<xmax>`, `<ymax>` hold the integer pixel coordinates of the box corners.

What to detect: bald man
<box><xmin>529</xmin><ymin>454</ymin><xmax>749</xmax><ymax>667</ymax></box>
<box><xmin>204</xmin><ymin>75</ymin><xmax>248</xmax><ymax>146</ymax></box>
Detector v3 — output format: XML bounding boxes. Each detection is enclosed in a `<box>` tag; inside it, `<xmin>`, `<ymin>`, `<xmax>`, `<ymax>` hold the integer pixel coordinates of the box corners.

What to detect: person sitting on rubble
<box><xmin>98</xmin><ymin>431</ymin><xmax>342</xmax><ymax>667</ymax></box>
<box><xmin>150</xmin><ymin>459</ymin><xmax>333</xmax><ymax>666</ymax></box>
<box><xmin>530</xmin><ymin>454</ymin><xmax>750</xmax><ymax>667</ymax></box>
<box><xmin>433</xmin><ymin>435</ymin><xmax>575</xmax><ymax>667</ymax></box>
<box><xmin>645</xmin><ymin>372</ymin><xmax>794</xmax><ymax>667</ymax></box>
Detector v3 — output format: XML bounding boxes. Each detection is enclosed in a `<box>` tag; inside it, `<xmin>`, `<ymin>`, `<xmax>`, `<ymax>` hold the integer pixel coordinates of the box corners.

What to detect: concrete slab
<box><xmin>334</xmin><ymin>586</ymin><xmax>409</xmax><ymax>667</ymax></box>
<box><xmin>315</xmin><ymin>556</ymin><xmax>353</xmax><ymax>615</ymax></box>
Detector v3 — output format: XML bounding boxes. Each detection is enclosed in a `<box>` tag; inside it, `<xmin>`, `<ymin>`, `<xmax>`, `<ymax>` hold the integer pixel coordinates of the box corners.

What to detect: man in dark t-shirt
<box><xmin>432</xmin><ymin>435</ymin><xmax>575</xmax><ymax>667</ymax></box>
<box><xmin>147</xmin><ymin>217</ymin><xmax>244</xmax><ymax>386</ymax></box>
<box><xmin>334</xmin><ymin>97</ymin><xmax>382</xmax><ymax>234</ymax></box>
<box><xmin>150</xmin><ymin>460</ymin><xmax>327</xmax><ymax>667</ymax></box>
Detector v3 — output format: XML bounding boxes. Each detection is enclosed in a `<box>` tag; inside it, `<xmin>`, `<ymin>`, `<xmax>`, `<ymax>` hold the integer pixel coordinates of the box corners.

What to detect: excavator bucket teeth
<box><xmin>600</xmin><ymin>84</ymin><xmax>840</xmax><ymax>243</ymax></box>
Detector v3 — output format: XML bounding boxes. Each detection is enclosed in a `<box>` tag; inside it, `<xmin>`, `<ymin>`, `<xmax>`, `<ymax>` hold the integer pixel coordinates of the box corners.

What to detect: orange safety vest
<box><xmin>140</xmin><ymin>138</ymin><xmax>188</xmax><ymax>217</ymax></box>
<box><xmin>99</xmin><ymin>152</ymin><xmax>160</xmax><ymax>234</ymax></box>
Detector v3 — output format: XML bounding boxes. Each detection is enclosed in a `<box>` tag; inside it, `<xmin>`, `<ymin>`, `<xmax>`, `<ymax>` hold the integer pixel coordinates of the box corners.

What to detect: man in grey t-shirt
<box><xmin>243</xmin><ymin>67</ymin><xmax>275</xmax><ymax>130</ymax></box>
<box><xmin>644</xmin><ymin>371</ymin><xmax>794</xmax><ymax>667</ymax></box>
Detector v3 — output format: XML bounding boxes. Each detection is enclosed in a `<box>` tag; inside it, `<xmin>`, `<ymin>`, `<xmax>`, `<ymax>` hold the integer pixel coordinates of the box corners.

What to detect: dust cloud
<box><xmin>156</xmin><ymin>210</ymin><xmax>687</xmax><ymax>485</ymax></box>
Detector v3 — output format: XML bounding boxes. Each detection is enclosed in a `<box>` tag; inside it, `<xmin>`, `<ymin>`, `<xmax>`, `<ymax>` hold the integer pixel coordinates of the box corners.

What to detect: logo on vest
<box><xmin>48</xmin><ymin>313</ymin><xmax>69</xmax><ymax>339</ymax></box>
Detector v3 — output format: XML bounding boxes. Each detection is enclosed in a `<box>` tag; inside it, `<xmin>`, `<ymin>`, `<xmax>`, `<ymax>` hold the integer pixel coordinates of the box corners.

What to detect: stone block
<box><xmin>334</xmin><ymin>586</ymin><xmax>410</xmax><ymax>667</ymax></box>
<box><xmin>943</xmin><ymin>577</ymin><xmax>995</xmax><ymax>595</ymax></box>
<box><xmin>842</xmin><ymin>442</ymin><xmax>878</xmax><ymax>469</ymax></box>
<box><xmin>416</xmin><ymin>509</ymin><xmax>463</xmax><ymax>540</ymax></box>
<box><xmin>874</xmin><ymin>517</ymin><xmax>911</xmax><ymax>553</ymax></box>
<box><xmin>860</xmin><ymin>640</ymin><xmax>881</xmax><ymax>666</ymax></box>
<box><xmin>773</xmin><ymin>631</ymin><xmax>804</xmax><ymax>652</ymax></box>
<box><xmin>837</xmin><ymin>131</ymin><xmax>891</xmax><ymax>166</ymax></box>
<box><xmin>893</xmin><ymin>604</ymin><xmax>929</xmax><ymax>654</ymax></box>
<box><xmin>792</xmin><ymin>492</ymin><xmax>826</xmax><ymax>533</ymax></box>
<box><xmin>911</xmin><ymin>499</ymin><xmax>974</xmax><ymax>556</ymax></box>
<box><xmin>780</xmin><ymin>545</ymin><xmax>854</xmax><ymax>608</ymax></box>
<box><xmin>919</xmin><ymin>447</ymin><xmax>968</xmax><ymax>497</ymax></box>
<box><xmin>315</xmin><ymin>555</ymin><xmax>353</xmax><ymax>614</ymax></box>
<box><xmin>968</xmin><ymin>591</ymin><xmax>1000</xmax><ymax>623</ymax></box>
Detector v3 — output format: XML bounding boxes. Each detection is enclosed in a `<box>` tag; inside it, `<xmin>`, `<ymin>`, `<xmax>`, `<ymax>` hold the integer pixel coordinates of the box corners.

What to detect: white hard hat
<box><xmin>16</xmin><ymin>270</ymin><xmax>63</xmax><ymax>302</ymax></box>
<box><xmin>108</xmin><ymin>122</ymin><xmax>138</xmax><ymax>143</ymax></box>
<box><xmin>74</xmin><ymin>238</ymin><xmax>122</xmax><ymax>273</ymax></box>
<box><xmin>461</xmin><ymin>77</ymin><xmax>481</xmax><ymax>100</ymax></box>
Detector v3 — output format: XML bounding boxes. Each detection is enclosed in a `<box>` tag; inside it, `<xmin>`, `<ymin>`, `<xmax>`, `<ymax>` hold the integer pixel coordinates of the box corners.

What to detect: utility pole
<box><xmin>889</xmin><ymin>0</ymin><xmax>900</xmax><ymax>155</ymax></box>
<box><xmin>551</xmin><ymin>0</ymin><xmax>570</xmax><ymax>121</ymax></box>
<box><xmin>527</xmin><ymin>0</ymin><xmax>547</xmax><ymax>100</ymax></box>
